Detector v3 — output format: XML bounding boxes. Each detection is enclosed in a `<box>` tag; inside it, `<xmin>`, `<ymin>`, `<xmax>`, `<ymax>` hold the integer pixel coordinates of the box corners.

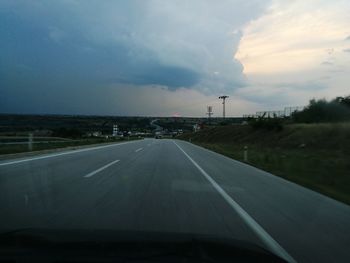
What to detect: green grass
<box><xmin>179</xmin><ymin>123</ymin><xmax>350</xmax><ymax>204</ymax></box>
<box><xmin>0</xmin><ymin>136</ymin><xmax>72</xmax><ymax>143</ymax></box>
<box><xmin>0</xmin><ymin>138</ymin><xmax>139</xmax><ymax>155</ymax></box>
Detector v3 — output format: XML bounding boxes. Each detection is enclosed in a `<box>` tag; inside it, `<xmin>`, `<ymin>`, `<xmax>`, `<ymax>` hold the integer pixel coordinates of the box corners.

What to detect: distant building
<box><xmin>92</xmin><ymin>131</ymin><xmax>102</xmax><ymax>137</ymax></box>
<box><xmin>113</xmin><ymin>124</ymin><xmax>118</xmax><ymax>137</ymax></box>
<box><xmin>193</xmin><ymin>124</ymin><xmax>201</xmax><ymax>132</ymax></box>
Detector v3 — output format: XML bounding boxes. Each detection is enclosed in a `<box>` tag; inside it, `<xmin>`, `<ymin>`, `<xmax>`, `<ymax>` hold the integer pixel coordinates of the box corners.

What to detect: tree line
<box><xmin>292</xmin><ymin>95</ymin><xmax>350</xmax><ymax>123</ymax></box>
<box><xmin>247</xmin><ymin>95</ymin><xmax>350</xmax><ymax>130</ymax></box>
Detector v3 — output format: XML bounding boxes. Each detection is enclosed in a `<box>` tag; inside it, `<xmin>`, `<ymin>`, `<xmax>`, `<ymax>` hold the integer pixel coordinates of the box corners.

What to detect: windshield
<box><xmin>1</xmin><ymin>1</ymin><xmax>350</xmax><ymax>263</ymax></box>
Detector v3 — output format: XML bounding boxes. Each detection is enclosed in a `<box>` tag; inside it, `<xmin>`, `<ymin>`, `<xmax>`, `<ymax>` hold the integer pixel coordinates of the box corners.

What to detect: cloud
<box><xmin>343</xmin><ymin>48</ymin><xmax>350</xmax><ymax>53</ymax></box>
<box><xmin>235</xmin><ymin>80</ymin><xmax>328</xmax><ymax>109</ymax></box>
<box><xmin>2</xmin><ymin>0</ymin><xmax>349</xmax><ymax>116</ymax></box>
<box><xmin>0</xmin><ymin>80</ymin><xmax>260</xmax><ymax>117</ymax></box>
<box><xmin>0</xmin><ymin>0</ymin><xmax>270</xmax><ymax>94</ymax></box>
<box><xmin>0</xmin><ymin>9</ymin><xmax>200</xmax><ymax>89</ymax></box>
<box><xmin>236</xmin><ymin>0</ymin><xmax>350</xmax><ymax>74</ymax></box>
<box><xmin>0</xmin><ymin>0</ymin><xmax>273</xmax><ymax>115</ymax></box>
<box><xmin>233</xmin><ymin>0</ymin><xmax>350</xmax><ymax>113</ymax></box>
<box><xmin>48</xmin><ymin>27</ymin><xmax>67</xmax><ymax>43</ymax></box>
<box><xmin>345</xmin><ymin>36</ymin><xmax>350</xmax><ymax>41</ymax></box>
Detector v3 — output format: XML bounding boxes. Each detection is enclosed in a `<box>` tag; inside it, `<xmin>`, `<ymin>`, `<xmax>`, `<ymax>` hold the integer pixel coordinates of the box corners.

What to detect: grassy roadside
<box><xmin>0</xmin><ymin>138</ymin><xmax>140</xmax><ymax>155</ymax></box>
<box><xmin>179</xmin><ymin>123</ymin><xmax>350</xmax><ymax>205</ymax></box>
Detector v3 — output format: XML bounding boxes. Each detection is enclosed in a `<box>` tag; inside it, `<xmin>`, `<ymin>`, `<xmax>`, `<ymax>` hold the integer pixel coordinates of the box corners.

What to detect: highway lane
<box><xmin>0</xmin><ymin>138</ymin><xmax>349</xmax><ymax>262</ymax></box>
<box><xmin>175</xmin><ymin>140</ymin><xmax>350</xmax><ymax>262</ymax></box>
<box><xmin>0</xmin><ymin>140</ymin><xmax>143</xmax><ymax>225</ymax></box>
<box><xmin>0</xmin><ymin>139</ymin><xmax>262</xmax><ymax>244</ymax></box>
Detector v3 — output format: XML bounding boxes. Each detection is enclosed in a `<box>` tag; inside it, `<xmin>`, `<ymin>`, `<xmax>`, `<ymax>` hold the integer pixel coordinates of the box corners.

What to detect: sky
<box><xmin>1</xmin><ymin>0</ymin><xmax>350</xmax><ymax>117</ymax></box>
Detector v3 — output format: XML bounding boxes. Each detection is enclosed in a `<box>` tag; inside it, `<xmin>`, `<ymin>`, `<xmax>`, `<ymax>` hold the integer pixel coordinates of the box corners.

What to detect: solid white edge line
<box><xmin>173</xmin><ymin>140</ymin><xmax>296</xmax><ymax>263</ymax></box>
<box><xmin>0</xmin><ymin>140</ymin><xmax>140</xmax><ymax>166</ymax></box>
<box><xmin>135</xmin><ymin>148</ymin><xmax>143</xmax><ymax>152</ymax></box>
<box><xmin>84</xmin><ymin>159</ymin><xmax>120</xmax><ymax>178</ymax></box>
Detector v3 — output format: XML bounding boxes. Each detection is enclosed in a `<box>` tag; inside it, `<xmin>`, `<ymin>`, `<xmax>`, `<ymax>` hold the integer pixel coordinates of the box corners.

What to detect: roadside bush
<box><xmin>292</xmin><ymin>96</ymin><xmax>350</xmax><ymax>123</ymax></box>
<box><xmin>248</xmin><ymin>116</ymin><xmax>284</xmax><ymax>131</ymax></box>
<box><xmin>52</xmin><ymin>128</ymin><xmax>83</xmax><ymax>138</ymax></box>
<box><xmin>219</xmin><ymin>121</ymin><xmax>229</xmax><ymax>126</ymax></box>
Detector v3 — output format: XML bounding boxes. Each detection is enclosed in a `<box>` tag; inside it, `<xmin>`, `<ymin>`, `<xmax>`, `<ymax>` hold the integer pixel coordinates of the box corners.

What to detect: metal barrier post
<box><xmin>244</xmin><ymin>145</ymin><xmax>248</xmax><ymax>162</ymax></box>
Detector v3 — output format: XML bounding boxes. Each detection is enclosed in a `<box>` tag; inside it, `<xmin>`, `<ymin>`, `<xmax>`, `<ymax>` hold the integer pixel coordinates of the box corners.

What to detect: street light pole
<box><xmin>219</xmin><ymin>96</ymin><xmax>229</xmax><ymax>119</ymax></box>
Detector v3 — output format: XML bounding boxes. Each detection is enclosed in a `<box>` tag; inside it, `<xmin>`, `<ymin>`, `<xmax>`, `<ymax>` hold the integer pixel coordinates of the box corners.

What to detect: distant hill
<box><xmin>0</xmin><ymin>114</ymin><xmax>154</xmax><ymax>136</ymax></box>
<box><xmin>0</xmin><ymin>114</ymin><xmax>243</xmax><ymax>137</ymax></box>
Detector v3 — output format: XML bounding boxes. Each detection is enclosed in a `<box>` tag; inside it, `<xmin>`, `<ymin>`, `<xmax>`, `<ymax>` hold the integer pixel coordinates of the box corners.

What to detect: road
<box><xmin>150</xmin><ymin>119</ymin><xmax>163</xmax><ymax>132</ymax></box>
<box><xmin>0</xmin><ymin>139</ymin><xmax>349</xmax><ymax>262</ymax></box>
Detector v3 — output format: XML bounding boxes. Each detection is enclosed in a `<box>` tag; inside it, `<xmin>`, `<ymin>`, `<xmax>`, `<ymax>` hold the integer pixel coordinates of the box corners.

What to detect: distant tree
<box><xmin>292</xmin><ymin>96</ymin><xmax>350</xmax><ymax>123</ymax></box>
<box><xmin>334</xmin><ymin>96</ymin><xmax>350</xmax><ymax>108</ymax></box>
<box><xmin>52</xmin><ymin>128</ymin><xmax>83</xmax><ymax>138</ymax></box>
<box><xmin>248</xmin><ymin>114</ymin><xmax>283</xmax><ymax>131</ymax></box>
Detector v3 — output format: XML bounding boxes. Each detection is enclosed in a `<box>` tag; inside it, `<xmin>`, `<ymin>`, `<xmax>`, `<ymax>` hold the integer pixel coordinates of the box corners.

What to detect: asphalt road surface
<box><xmin>0</xmin><ymin>139</ymin><xmax>349</xmax><ymax>262</ymax></box>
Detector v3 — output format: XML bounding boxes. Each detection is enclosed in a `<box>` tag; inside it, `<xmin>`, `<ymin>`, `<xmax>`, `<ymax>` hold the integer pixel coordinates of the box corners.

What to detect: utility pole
<box><xmin>206</xmin><ymin>106</ymin><xmax>213</xmax><ymax>125</ymax></box>
<box><xmin>219</xmin><ymin>96</ymin><xmax>229</xmax><ymax>119</ymax></box>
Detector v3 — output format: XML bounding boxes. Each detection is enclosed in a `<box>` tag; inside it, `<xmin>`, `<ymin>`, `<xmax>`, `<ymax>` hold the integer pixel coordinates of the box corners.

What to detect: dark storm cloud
<box><xmin>0</xmin><ymin>8</ymin><xmax>198</xmax><ymax>89</ymax></box>
<box><xmin>0</xmin><ymin>0</ymin><xmax>270</xmax><ymax>114</ymax></box>
<box><xmin>120</xmin><ymin>65</ymin><xmax>199</xmax><ymax>89</ymax></box>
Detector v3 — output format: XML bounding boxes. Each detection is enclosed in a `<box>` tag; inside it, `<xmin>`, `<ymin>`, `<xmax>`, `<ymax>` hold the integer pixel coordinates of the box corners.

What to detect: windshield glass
<box><xmin>1</xmin><ymin>1</ymin><xmax>350</xmax><ymax>262</ymax></box>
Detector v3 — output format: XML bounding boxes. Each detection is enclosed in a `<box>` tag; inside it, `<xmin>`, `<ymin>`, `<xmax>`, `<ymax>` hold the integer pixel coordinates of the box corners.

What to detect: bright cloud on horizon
<box><xmin>236</xmin><ymin>0</ymin><xmax>350</xmax><ymax>74</ymax></box>
<box><xmin>232</xmin><ymin>0</ymin><xmax>350</xmax><ymax>114</ymax></box>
